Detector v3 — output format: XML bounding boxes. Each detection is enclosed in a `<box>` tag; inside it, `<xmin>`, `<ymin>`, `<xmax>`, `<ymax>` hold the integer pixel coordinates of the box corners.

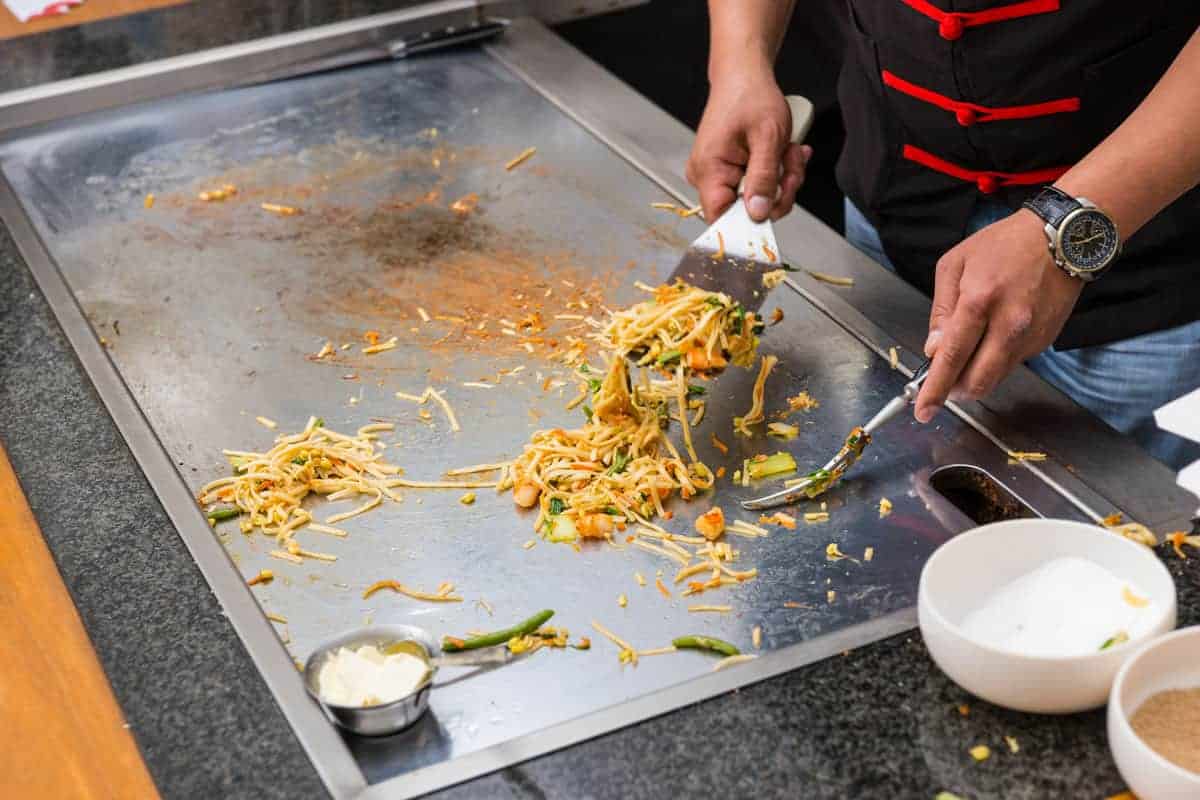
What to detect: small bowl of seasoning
<box><xmin>1108</xmin><ymin>625</ymin><xmax>1200</xmax><ymax>799</ymax></box>
<box><xmin>919</xmin><ymin>518</ymin><xmax>1177</xmax><ymax>713</ymax></box>
<box><xmin>303</xmin><ymin>623</ymin><xmax>516</xmax><ymax>737</ymax></box>
<box><xmin>303</xmin><ymin>624</ymin><xmax>439</xmax><ymax>737</ymax></box>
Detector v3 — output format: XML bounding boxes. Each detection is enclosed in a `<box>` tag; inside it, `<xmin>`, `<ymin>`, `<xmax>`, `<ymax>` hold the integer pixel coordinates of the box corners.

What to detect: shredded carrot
<box><xmin>247</xmin><ymin>569</ymin><xmax>274</xmax><ymax>586</ymax></box>
<box><xmin>363</xmin><ymin>579</ymin><xmax>463</xmax><ymax>602</ymax></box>
<box><xmin>655</xmin><ymin>577</ymin><xmax>671</xmax><ymax>598</ymax></box>
<box><xmin>711</xmin><ymin>433</ymin><xmax>729</xmax><ymax>455</ymax></box>
<box><xmin>762</xmin><ymin>244</ymin><xmax>777</xmax><ymax>262</ymax></box>
<box><xmin>714</xmin><ymin>231</ymin><xmax>726</xmax><ymax>260</ymax></box>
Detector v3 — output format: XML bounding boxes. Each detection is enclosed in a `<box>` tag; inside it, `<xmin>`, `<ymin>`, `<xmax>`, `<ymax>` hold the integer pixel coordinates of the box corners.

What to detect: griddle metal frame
<box><xmin>0</xmin><ymin>14</ymin><xmax>1190</xmax><ymax>800</ymax></box>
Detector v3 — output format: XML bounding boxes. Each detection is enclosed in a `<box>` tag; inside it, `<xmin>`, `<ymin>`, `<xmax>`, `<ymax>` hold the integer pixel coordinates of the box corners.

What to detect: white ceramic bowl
<box><xmin>918</xmin><ymin>518</ymin><xmax>1176</xmax><ymax>713</ymax></box>
<box><xmin>1108</xmin><ymin>626</ymin><xmax>1200</xmax><ymax>799</ymax></box>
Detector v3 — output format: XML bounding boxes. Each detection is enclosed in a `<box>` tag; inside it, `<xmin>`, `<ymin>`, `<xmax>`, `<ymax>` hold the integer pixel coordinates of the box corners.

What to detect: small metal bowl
<box><xmin>303</xmin><ymin>624</ymin><xmax>438</xmax><ymax>737</ymax></box>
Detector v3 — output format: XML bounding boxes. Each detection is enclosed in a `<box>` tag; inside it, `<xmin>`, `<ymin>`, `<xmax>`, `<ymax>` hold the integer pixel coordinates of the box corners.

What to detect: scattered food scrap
<box><xmin>1004</xmin><ymin>735</ymin><xmax>1020</xmax><ymax>754</ymax></box>
<box><xmin>879</xmin><ymin>497</ymin><xmax>893</xmax><ymax>518</ymax></box>
<box><xmin>752</xmin><ymin>625</ymin><xmax>762</xmax><ymax>649</ymax></box>
<box><xmin>255</xmin><ymin>415</ymin><xmax>278</xmax><ymax>430</ymax></box>
<box><xmin>459</xmin><ymin>492</ymin><xmax>476</xmax><ymax>505</ymax></box>
<box><xmin>1122</xmin><ymin>585</ymin><xmax>1150</xmax><ymax>608</ymax></box>
<box><xmin>1007</xmin><ymin>450</ymin><xmax>1048</xmax><ymax>462</ymax></box>
<box><xmin>261</xmin><ymin>202</ymin><xmax>301</xmax><ymax>216</ymax></box>
<box><xmin>734</xmin><ymin>355</ymin><xmax>778</xmax><ymax>436</ymax></box>
<box><xmin>247</xmin><ymin>569</ymin><xmax>274</xmax><ymax>586</ymax></box>
<box><xmin>804</xmin><ymin>269</ymin><xmax>855</xmax><ymax>287</ymax></box>
<box><xmin>1166</xmin><ymin>530</ymin><xmax>1200</xmax><ymax>558</ymax></box>
<box><xmin>805</xmin><ymin>512</ymin><xmax>831</xmax><ymax>524</ymax></box>
<box><xmin>766</xmin><ymin>422</ymin><xmax>799</xmax><ymax>439</ymax></box>
<box><xmin>363</xmin><ymin>579</ymin><xmax>463</xmax><ymax>603</ymax></box>
<box><xmin>825</xmin><ymin>542</ymin><xmax>849</xmax><ymax>561</ymax></box>
<box><xmin>712</xmin><ymin>653</ymin><xmax>756</xmax><ymax>672</ymax></box>
<box><xmin>363</xmin><ymin>336</ymin><xmax>399</xmax><ymax>355</ymax></box>
<box><xmin>649</xmin><ymin>202</ymin><xmax>702</xmax><ymax>218</ymax></box>
<box><xmin>968</xmin><ymin>745</ymin><xmax>991</xmax><ymax>762</ymax></box>
<box><xmin>1101</xmin><ymin>513</ymin><xmax>1158</xmax><ymax>547</ymax></box>
<box><xmin>864</xmin><ymin>547</ymin><xmax>875</xmax><ymax>562</ymax></box>
<box><xmin>695</xmin><ymin>507</ymin><xmax>726</xmax><ymax>541</ymax></box>
<box><xmin>762</xmin><ymin>269</ymin><xmax>787</xmax><ymax>289</ymax></box>
<box><xmin>505</xmin><ymin>146</ymin><xmax>537</xmax><ymax>171</ymax></box>
<box><xmin>787</xmin><ymin>391</ymin><xmax>820</xmax><ymax>412</ymax></box>
<box><xmin>143</xmin><ymin>193</ymin><xmax>155</xmax><ymax>209</ymax></box>
<box><xmin>888</xmin><ymin>346</ymin><xmax>900</xmax><ymax>370</ymax></box>
<box><xmin>199</xmin><ymin>184</ymin><xmax>236</xmax><ymax>202</ymax></box>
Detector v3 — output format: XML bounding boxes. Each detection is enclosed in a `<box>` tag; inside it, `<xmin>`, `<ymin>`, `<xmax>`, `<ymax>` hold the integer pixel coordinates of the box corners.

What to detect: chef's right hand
<box><xmin>686</xmin><ymin>70</ymin><xmax>811</xmax><ymax>224</ymax></box>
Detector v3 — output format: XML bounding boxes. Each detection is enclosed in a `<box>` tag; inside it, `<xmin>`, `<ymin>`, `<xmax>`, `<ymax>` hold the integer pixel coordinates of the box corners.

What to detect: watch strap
<box><xmin>1022</xmin><ymin>185</ymin><xmax>1080</xmax><ymax>228</ymax></box>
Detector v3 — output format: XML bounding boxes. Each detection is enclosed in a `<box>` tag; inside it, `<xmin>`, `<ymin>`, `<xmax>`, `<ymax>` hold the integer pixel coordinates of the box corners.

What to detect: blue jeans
<box><xmin>844</xmin><ymin>198</ymin><xmax>1200</xmax><ymax>470</ymax></box>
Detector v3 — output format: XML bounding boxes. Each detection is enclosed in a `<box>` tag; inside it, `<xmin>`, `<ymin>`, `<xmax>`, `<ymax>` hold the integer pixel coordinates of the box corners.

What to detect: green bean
<box><xmin>672</xmin><ymin>635</ymin><xmax>740</xmax><ymax>657</ymax></box>
<box><xmin>206</xmin><ymin>507</ymin><xmax>242</xmax><ymax>522</ymax></box>
<box><xmin>441</xmin><ymin>610</ymin><xmax>555</xmax><ymax>652</ymax></box>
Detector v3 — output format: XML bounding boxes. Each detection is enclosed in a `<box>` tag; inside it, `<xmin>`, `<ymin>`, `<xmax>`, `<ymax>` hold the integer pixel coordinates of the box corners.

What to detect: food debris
<box><xmin>864</xmin><ymin>546</ymin><xmax>875</xmax><ymax>562</ymax></box>
<box><xmin>261</xmin><ymin>202</ymin><xmax>301</xmax><ymax>216</ymax></box>
<box><xmin>1122</xmin><ymin>585</ymin><xmax>1150</xmax><ymax>608</ymax></box>
<box><xmin>787</xmin><ymin>391</ymin><xmax>820</xmax><ymax>412</ymax></box>
<box><xmin>1101</xmin><ymin>513</ymin><xmax>1158</xmax><ymax>547</ymax></box>
<box><xmin>805</xmin><ymin>511</ymin><xmax>830</xmax><ymax>524</ymax></box>
<box><xmin>935</xmin><ymin>793</ymin><xmax>967</xmax><ymax>800</ymax></box>
<box><xmin>688</xmin><ymin>605</ymin><xmax>732</xmax><ymax>613</ymax></box>
<box><xmin>826</xmin><ymin>589</ymin><xmax>836</xmax><ymax>604</ymax></box>
<box><xmin>804</xmin><ymin>269</ymin><xmax>855</xmax><ymax>287</ymax></box>
<box><xmin>591</xmin><ymin>620</ymin><xmax>638</xmax><ymax>665</ymax></box>
<box><xmin>766</xmin><ymin>422</ymin><xmax>799</xmax><ymax>439</ymax></box>
<box><xmin>459</xmin><ymin>492</ymin><xmax>476</xmax><ymax>505</ymax></box>
<box><xmin>266</xmin><ymin>612</ymin><xmax>288</xmax><ymax>624</ymax></box>
<box><xmin>312</xmin><ymin>341</ymin><xmax>334</xmax><ymax>360</ymax></box>
<box><xmin>199</xmin><ymin>184</ymin><xmax>236</xmax><ymax>201</ymax></box>
<box><xmin>618</xmin><ymin>593</ymin><xmax>628</xmax><ymax>608</ymax></box>
<box><xmin>449</xmin><ymin>192</ymin><xmax>480</xmax><ymax>215</ymax></box>
<box><xmin>1166</xmin><ymin>530</ymin><xmax>1200</xmax><ymax>558</ymax></box>
<box><xmin>656</xmin><ymin>577</ymin><xmax>672</xmax><ymax>598</ymax></box>
<box><xmin>363</xmin><ymin>336</ymin><xmax>399</xmax><ymax>355</ymax></box>
<box><xmin>762</xmin><ymin>269</ymin><xmax>787</xmax><ymax>289</ymax></box>
<box><xmin>247</xmin><ymin>569</ymin><xmax>274</xmax><ymax>586</ymax></box>
<box><xmin>650</xmin><ymin>202</ymin><xmax>702</xmax><ymax>218</ymax></box>
<box><xmin>759</xmin><ymin>512</ymin><xmax>797</xmax><ymax>530</ymax></box>
<box><xmin>417</xmin><ymin>307</ymin><xmax>432</xmax><ymax>322</ymax></box>
<box><xmin>143</xmin><ymin>193</ymin><xmax>155</xmax><ymax>209</ymax></box>
<box><xmin>695</xmin><ymin>507</ymin><xmax>726</xmax><ymax>541</ymax></box>
<box><xmin>969</xmin><ymin>745</ymin><xmax>991</xmax><ymax>762</ymax></box>
<box><xmin>634</xmin><ymin>572</ymin><xmax>646</xmax><ymax>587</ymax></box>
<box><xmin>269</xmin><ymin>550</ymin><xmax>304</xmax><ymax>565</ymax></box>
<box><xmin>523</xmin><ymin>540</ymin><xmax>536</xmax><ymax>550</ymax></box>
<box><xmin>888</xmin><ymin>346</ymin><xmax>900</xmax><ymax>369</ymax></box>
<box><xmin>879</xmin><ymin>497</ymin><xmax>893</xmax><ymax>518</ymax></box>
<box><xmin>1007</xmin><ymin>450</ymin><xmax>1048</xmax><ymax>462</ymax></box>
<box><xmin>783</xmin><ymin>601</ymin><xmax>810</xmax><ymax>609</ymax></box>
<box><xmin>713</xmin><ymin>653</ymin><xmax>756</xmax><ymax>672</ymax></box>
<box><xmin>769</xmin><ymin>308</ymin><xmax>784</xmax><ymax>326</ymax></box>
<box><xmin>1004</xmin><ymin>735</ymin><xmax>1020</xmax><ymax>754</ymax></box>
<box><xmin>255</xmin><ymin>416</ymin><xmax>278</xmax><ymax>430</ymax></box>
<box><xmin>362</xmin><ymin>579</ymin><xmax>463</xmax><ymax>602</ymax></box>
<box><xmin>957</xmin><ymin>704</ymin><xmax>970</xmax><ymax>717</ymax></box>
<box><xmin>714</xmin><ymin>231</ymin><xmax>726</xmax><ymax>260</ymax></box>
<box><xmin>825</xmin><ymin>543</ymin><xmax>849</xmax><ymax>561</ymax></box>
<box><xmin>711</xmin><ymin>433</ymin><xmax>729</xmax><ymax>455</ymax></box>
<box><xmin>505</xmin><ymin>147</ymin><xmax>537</xmax><ymax>171</ymax></box>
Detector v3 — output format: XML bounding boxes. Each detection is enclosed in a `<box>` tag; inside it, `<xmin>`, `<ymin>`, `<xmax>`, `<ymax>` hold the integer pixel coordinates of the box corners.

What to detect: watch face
<box><xmin>1060</xmin><ymin>209</ymin><xmax>1119</xmax><ymax>273</ymax></box>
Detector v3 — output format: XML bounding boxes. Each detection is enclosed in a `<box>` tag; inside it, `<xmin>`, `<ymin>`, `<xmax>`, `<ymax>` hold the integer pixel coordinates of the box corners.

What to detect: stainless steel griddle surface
<box><xmin>0</xmin><ymin>47</ymin><xmax>1083</xmax><ymax>791</ymax></box>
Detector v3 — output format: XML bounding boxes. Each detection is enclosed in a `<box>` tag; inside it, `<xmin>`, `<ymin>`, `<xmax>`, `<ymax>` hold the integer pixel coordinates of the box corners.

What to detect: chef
<box><xmin>687</xmin><ymin>1</ymin><xmax>1200</xmax><ymax>468</ymax></box>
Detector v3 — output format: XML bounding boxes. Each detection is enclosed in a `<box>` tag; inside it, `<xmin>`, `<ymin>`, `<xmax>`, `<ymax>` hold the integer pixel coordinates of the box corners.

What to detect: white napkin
<box><xmin>3</xmin><ymin>0</ymin><xmax>84</xmax><ymax>23</ymax></box>
<box><xmin>1155</xmin><ymin>387</ymin><xmax>1200</xmax><ymax>501</ymax></box>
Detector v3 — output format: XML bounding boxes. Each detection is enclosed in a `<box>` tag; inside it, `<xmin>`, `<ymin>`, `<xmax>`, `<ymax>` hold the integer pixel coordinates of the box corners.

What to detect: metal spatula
<box><xmin>742</xmin><ymin>359</ymin><xmax>932</xmax><ymax>510</ymax></box>
<box><xmin>667</xmin><ymin>95</ymin><xmax>815</xmax><ymax>311</ymax></box>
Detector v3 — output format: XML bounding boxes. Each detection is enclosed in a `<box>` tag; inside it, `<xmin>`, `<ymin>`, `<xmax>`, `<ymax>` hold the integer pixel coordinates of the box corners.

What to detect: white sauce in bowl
<box><xmin>317</xmin><ymin>644</ymin><xmax>430</xmax><ymax>707</ymax></box>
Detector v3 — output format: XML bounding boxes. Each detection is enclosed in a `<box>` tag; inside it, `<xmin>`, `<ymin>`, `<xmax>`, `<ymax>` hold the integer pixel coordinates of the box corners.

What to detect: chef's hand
<box><xmin>914</xmin><ymin>208</ymin><xmax>1084</xmax><ymax>423</ymax></box>
<box><xmin>686</xmin><ymin>69</ymin><xmax>812</xmax><ymax>223</ymax></box>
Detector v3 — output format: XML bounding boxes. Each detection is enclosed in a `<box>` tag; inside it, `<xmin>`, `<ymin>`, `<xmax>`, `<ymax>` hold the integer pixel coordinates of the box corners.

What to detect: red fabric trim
<box><xmin>900</xmin><ymin>0</ymin><xmax>1060</xmax><ymax>39</ymax></box>
<box><xmin>902</xmin><ymin>145</ymin><xmax>1069</xmax><ymax>193</ymax></box>
<box><xmin>882</xmin><ymin>70</ymin><xmax>1080</xmax><ymax>124</ymax></box>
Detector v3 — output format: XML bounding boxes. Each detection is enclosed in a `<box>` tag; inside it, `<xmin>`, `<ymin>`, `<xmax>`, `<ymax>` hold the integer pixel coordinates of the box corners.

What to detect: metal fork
<box><xmin>741</xmin><ymin>358</ymin><xmax>932</xmax><ymax>510</ymax></box>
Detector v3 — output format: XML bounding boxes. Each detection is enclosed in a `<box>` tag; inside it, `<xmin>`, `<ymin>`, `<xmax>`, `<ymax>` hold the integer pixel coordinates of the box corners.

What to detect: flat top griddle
<box><xmin>0</xmin><ymin>31</ymin><xmax>1113</xmax><ymax>800</ymax></box>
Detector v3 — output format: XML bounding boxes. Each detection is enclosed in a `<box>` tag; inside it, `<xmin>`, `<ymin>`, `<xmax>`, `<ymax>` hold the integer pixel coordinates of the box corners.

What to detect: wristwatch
<box><xmin>1022</xmin><ymin>186</ymin><xmax>1121</xmax><ymax>282</ymax></box>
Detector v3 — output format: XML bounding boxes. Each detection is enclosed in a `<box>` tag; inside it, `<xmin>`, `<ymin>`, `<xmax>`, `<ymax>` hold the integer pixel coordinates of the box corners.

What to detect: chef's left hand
<box><xmin>914</xmin><ymin>208</ymin><xmax>1084</xmax><ymax>423</ymax></box>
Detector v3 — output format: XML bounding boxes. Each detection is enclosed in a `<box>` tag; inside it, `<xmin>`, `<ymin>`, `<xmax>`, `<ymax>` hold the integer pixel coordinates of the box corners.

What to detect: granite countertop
<box><xmin>1</xmin><ymin>3</ymin><xmax>1198</xmax><ymax>799</ymax></box>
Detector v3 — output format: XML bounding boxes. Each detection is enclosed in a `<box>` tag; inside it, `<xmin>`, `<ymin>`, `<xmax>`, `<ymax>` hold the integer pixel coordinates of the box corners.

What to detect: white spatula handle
<box><xmin>785</xmin><ymin>95</ymin><xmax>814</xmax><ymax>145</ymax></box>
<box><xmin>733</xmin><ymin>95</ymin><xmax>814</xmax><ymax>197</ymax></box>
